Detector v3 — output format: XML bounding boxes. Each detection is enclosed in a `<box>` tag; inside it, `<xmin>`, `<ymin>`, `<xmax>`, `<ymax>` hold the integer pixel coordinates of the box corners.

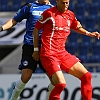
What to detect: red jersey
<box><xmin>35</xmin><ymin>6</ymin><xmax>81</xmax><ymax>54</ymax></box>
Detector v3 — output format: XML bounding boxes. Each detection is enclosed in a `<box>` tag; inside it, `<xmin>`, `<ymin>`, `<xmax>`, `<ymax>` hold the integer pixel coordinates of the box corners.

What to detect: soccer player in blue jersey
<box><xmin>0</xmin><ymin>0</ymin><xmax>54</xmax><ymax>100</ymax></box>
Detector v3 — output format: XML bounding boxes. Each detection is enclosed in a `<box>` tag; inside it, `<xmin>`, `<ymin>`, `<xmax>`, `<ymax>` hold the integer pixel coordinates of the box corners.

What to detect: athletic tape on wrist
<box><xmin>34</xmin><ymin>47</ymin><xmax>39</xmax><ymax>51</ymax></box>
<box><xmin>86</xmin><ymin>31</ymin><xmax>90</xmax><ymax>36</ymax></box>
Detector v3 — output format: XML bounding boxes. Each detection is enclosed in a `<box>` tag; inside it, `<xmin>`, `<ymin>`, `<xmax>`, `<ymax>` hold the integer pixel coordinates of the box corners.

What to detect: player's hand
<box><xmin>32</xmin><ymin>51</ymin><xmax>40</xmax><ymax>61</ymax></box>
<box><xmin>89</xmin><ymin>32</ymin><xmax>100</xmax><ymax>39</ymax></box>
<box><xmin>93</xmin><ymin>32</ymin><xmax>100</xmax><ymax>39</ymax></box>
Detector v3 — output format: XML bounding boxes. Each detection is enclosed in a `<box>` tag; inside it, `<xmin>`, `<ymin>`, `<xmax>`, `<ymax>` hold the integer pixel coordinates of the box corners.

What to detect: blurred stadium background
<box><xmin>0</xmin><ymin>0</ymin><xmax>100</xmax><ymax>100</ymax></box>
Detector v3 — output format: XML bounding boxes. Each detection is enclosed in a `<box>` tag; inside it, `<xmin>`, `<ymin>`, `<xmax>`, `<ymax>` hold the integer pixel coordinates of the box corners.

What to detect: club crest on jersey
<box><xmin>39</xmin><ymin>15</ymin><xmax>43</xmax><ymax>20</ymax></box>
<box><xmin>23</xmin><ymin>60</ymin><xmax>28</xmax><ymax>66</ymax></box>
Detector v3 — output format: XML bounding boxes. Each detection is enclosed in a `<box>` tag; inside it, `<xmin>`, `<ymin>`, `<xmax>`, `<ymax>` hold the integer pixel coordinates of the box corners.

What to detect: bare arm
<box><xmin>73</xmin><ymin>27</ymin><xmax>87</xmax><ymax>35</ymax></box>
<box><xmin>33</xmin><ymin>27</ymin><xmax>39</xmax><ymax>48</ymax></box>
<box><xmin>73</xmin><ymin>27</ymin><xmax>100</xmax><ymax>39</ymax></box>
<box><xmin>0</xmin><ymin>18</ymin><xmax>18</xmax><ymax>31</ymax></box>
<box><xmin>32</xmin><ymin>27</ymin><xmax>40</xmax><ymax>61</ymax></box>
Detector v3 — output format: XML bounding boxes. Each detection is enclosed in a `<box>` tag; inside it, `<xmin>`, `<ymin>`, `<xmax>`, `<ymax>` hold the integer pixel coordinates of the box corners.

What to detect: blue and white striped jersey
<box><xmin>13</xmin><ymin>2</ymin><xmax>53</xmax><ymax>46</ymax></box>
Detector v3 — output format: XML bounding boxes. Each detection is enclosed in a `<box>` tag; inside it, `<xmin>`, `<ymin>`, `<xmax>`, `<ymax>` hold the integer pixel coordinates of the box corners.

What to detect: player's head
<box><xmin>38</xmin><ymin>0</ymin><xmax>49</xmax><ymax>4</ymax></box>
<box><xmin>56</xmin><ymin>0</ymin><xmax>70</xmax><ymax>12</ymax></box>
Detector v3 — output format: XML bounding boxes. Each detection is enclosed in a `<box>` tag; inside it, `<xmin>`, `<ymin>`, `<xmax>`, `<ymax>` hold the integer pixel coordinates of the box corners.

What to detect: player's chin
<box><xmin>62</xmin><ymin>8</ymin><xmax>68</xmax><ymax>12</ymax></box>
<box><xmin>65</xmin><ymin>7</ymin><xmax>68</xmax><ymax>11</ymax></box>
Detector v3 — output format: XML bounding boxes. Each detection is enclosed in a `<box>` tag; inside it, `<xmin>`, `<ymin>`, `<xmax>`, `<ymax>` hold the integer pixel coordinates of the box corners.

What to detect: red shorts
<box><xmin>40</xmin><ymin>51</ymin><xmax>80</xmax><ymax>77</ymax></box>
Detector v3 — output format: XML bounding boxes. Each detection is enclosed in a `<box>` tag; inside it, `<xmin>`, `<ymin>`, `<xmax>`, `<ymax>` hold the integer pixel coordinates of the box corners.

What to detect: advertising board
<box><xmin>0</xmin><ymin>73</ymin><xmax>100</xmax><ymax>100</ymax></box>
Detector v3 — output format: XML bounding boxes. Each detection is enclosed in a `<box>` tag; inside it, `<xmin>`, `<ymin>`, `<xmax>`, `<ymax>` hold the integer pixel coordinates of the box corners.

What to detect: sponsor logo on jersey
<box><xmin>32</xmin><ymin>11</ymin><xmax>43</xmax><ymax>16</ymax></box>
<box><xmin>33</xmin><ymin>7</ymin><xmax>39</xmax><ymax>8</ymax></box>
<box><xmin>54</xmin><ymin>26</ymin><xmax>70</xmax><ymax>31</ymax></box>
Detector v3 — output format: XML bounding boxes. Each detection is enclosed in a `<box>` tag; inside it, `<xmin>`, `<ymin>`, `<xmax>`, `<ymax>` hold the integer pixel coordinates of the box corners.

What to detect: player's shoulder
<box><xmin>47</xmin><ymin>2</ymin><xmax>54</xmax><ymax>7</ymax></box>
<box><xmin>31</xmin><ymin>2</ymin><xmax>39</xmax><ymax>6</ymax></box>
<box><xmin>15</xmin><ymin>3</ymin><xmax>32</xmax><ymax>15</ymax></box>
<box><xmin>20</xmin><ymin>3</ymin><xmax>32</xmax><ymax>9</ymax></box>
<box><xmin>45</xmin><ymin>6</ymin><xmax>55</xmax><ymax>12</ymax></box>
<box><xmin>67</xmin><ymin>10</ymin><xmax>75</xmax><ymax>15</ymax></box>
<box><xmin>67</xmin><ymin>10</ymin><xmax>76</xmax><ymax>19</ymax></box>
<box><xmin>43</xmin><ymin>6</ymin><xmax>55</xmax><ymax>14</ymax></box>
<box><xmin>21</xmin><ymin>2</ymin><xmax>42</xmax><ymax>9</ymax></box>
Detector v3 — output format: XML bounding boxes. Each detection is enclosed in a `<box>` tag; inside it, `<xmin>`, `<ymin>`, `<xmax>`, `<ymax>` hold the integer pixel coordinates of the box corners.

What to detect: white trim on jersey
<box><xmin>38</xmin><ymin>17</ymin><xmax>55</xmax><ymax>49</ymax></box>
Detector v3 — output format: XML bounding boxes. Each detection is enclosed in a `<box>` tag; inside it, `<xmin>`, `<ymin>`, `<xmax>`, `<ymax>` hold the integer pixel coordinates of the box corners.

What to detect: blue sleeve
<box><xmin>13</xmin><ymin>5</ymin><xmax>29</xmax><ymax>22</ymax></box>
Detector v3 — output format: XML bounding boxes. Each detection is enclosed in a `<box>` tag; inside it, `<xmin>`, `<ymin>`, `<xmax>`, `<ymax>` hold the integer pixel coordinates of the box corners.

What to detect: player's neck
<box><xmin>56</xmin><ymin>5</ymin><xmax>68</xmax><ymax>13</ymax></box>
<box><xmin>39</xmin><ymin>1</ymin><xmax>49</xmax><ymax>4</ymax></box>
<box><xmin>56</xmin><ymin>6</ymin><xmax>64</xmax><ymax>13</ymax></box>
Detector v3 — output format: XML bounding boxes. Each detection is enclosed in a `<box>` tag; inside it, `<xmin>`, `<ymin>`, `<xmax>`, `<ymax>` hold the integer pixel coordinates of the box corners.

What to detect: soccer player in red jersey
<box><xmin>32</xmin><ymin>0</ymin><xmax>100</xmax><ymax>100</ymax></box>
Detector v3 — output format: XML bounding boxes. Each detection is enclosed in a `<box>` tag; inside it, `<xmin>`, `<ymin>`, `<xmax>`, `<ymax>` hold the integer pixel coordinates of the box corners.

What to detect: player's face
<box><xmin>38</xmin><ymin>0</ymin><xmax>49</xmax><ymax>4</ymax></box>
<box><xmin>56</xmin><ymin>0</ymin><xmax>69</xmax><ymax>12</ymax></box>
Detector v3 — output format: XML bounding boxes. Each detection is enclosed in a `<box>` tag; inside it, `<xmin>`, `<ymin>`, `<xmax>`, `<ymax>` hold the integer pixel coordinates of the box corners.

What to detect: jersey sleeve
<box><xmin>35</xmin><ymin>10</ymin><xmax>50</xmax><ymax>30</ymax></box>
<box><xmin>71</xmin><ymin>16</ymin><xmax>82</xmax><ymax>30</ymax></box>
<box><xmin>13</xmin><ymin>5</ymin><xmax>29</xmax><ymax>22</ymax></box>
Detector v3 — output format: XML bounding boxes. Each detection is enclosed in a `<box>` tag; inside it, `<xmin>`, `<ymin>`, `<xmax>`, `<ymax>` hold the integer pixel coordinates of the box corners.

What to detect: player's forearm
<box><xmin>0</xmin><ymin>18</ymin><xmax>17</xmax><ymax>31</ymax></box>
<box><xmin>33</xmin><ymin>27</ymin><xmax>39</xmax><ymax>48</ymax></box>
<box><xmin>73</xmin><ymin>27</ymin><xmax>90</xmax><ymax>36</ymax></box>
<box><xmin>73</xmin><ymin>27</ymin><xmax>100</xmax><ymax>39</ymax></box>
